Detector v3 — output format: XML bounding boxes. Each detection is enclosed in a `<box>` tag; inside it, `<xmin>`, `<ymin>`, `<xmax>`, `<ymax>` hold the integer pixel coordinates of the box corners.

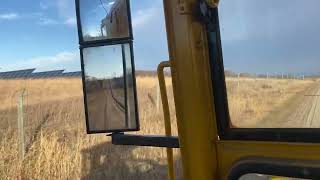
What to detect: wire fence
<box><xmin>14</xmin><ymin>89</ymin><xmax>47</xmax><ymax>159</ymax></box>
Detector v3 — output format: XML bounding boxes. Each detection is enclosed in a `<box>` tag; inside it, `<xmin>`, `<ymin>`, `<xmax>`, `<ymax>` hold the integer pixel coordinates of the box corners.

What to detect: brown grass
<box><xmin>0</xmin><ymin>76</ymin><xmax>315</xmax><ymax>179</ymax></box>
<box><xmin>226</xmin><ymin>77</ymin><xmax>314</xmax><ymax>127</ymax></box>
<box><xmin>0</xmin><ymin>77</ymin><xmax>181</xmax><ymax>180</ymax></box>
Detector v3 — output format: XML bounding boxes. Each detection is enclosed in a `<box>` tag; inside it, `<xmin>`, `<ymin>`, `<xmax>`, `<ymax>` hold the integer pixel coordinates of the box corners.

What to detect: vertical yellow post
<box><xmin>163</xmin><ymin>0</ymin><xmax>218</xmax><ymax>179</ymax></box>
<box><xmin>157</xmin><ymin>61</ymin><xmax>175</xmax><ymax>180</ymax></box>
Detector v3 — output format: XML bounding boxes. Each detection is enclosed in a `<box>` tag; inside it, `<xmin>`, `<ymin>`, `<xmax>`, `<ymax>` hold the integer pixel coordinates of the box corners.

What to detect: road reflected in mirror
<box><xmin>83</xmin><ymin>45</ymin><xmax>126</xmax><ymax>131</ymax></box>
<box><xmin>79</xmin><ymin>0</ymin><xmax>130</xmax><ymax>41</ymax></box>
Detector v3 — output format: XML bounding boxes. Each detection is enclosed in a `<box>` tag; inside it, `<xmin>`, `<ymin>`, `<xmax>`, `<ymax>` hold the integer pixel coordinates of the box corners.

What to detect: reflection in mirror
<box><xmin>82</xmin><ymin>44</ymin><xmax>137</xmax><ymax>132</ymax></box>
<box><xmin>123</xmin><ymin>44</ymin><xmax>136</xmax><ymax>128</ymax></box>
<box><xmin>79</xmin><ymin>0</ymin><xmax>130</xmax><ymax>42</ymax></box>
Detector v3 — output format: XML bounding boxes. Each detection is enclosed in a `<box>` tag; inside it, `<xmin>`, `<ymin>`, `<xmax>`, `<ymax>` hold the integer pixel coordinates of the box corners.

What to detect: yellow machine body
<box><xmin>162</xmin><ymin>0</ymin><xmax>320</xmax><ymax>179</ymax></box>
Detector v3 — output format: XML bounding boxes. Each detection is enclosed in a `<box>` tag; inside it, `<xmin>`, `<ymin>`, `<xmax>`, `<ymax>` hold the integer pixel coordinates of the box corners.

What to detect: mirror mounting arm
<box><xmin>111</xmin><ymin>133</ymin><xmax>180</xmax><ymax>148</ymax></box>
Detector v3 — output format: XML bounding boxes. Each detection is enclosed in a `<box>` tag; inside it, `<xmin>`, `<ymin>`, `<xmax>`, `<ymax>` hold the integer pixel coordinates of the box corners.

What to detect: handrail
<box><xmin>157</xmin><ymin>61</ymin><xmax>175</xmax><ymax>180</ymax></box>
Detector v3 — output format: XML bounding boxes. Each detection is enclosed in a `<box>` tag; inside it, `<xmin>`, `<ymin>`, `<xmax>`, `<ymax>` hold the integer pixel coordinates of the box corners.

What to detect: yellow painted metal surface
<box><xmin>271</xmin><ymin>178</ymin><xmax>282</xmax><ymax>180</ymax></box>
<box><xmin>157</xmin><ymin>61</ymin><xmax>175</xmax><ymax>180</ymax></box>
<box><xmin>162</xmin><ymin>0</ymin><xmax>320</xmax><ymax>180</ymax></box>
<box><xmin>163</xmin><ymin>0</ymin><xmax>218</xmax><ymax>179</ymax></box>
<box><xmin>217</xmin><ymin>141</ymin><xmax>320</xmax><ymax>179</ymax></box>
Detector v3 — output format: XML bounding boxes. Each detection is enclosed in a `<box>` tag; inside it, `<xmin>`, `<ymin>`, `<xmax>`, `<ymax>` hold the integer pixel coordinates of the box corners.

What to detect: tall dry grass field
<box><xmin>0</xmin><ymin>76</ymin><xmax>314</xmax><ymax>179</ymax></box>
<box><xmin>0</xmin><ymin>77</ymin><xmax>181</xmax><ymax>180</ymax></box>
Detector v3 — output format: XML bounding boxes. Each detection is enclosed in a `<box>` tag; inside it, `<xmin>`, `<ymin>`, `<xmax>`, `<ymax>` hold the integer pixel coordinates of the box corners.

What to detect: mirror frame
<box><xmin>76</xmin><ymin>0</ymin><xmax>140</xmax><ymax>134</ymax></box>
<box><xmin>75</xmin><ymin>0</ymin><xmax>134</xmax><ymax>46</ymax></box>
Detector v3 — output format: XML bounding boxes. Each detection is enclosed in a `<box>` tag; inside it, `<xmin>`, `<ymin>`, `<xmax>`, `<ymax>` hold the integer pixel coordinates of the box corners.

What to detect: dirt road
<box><xmin>86</xmin><ymin>86</ymin><xmax>125</xmax><ymax>131</ymax></box>
<box><xmin>259</xmin><ymin>81</ymin><xmax>320</xmax><ymax>128</ymax></box>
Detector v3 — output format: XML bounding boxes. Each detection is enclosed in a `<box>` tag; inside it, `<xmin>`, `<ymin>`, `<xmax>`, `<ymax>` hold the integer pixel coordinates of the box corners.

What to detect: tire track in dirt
<box><xmin>258</xmin><ymin>81</ymin><xmax>320</xmax><ymax>128</ymax></box>
<box><xmin>87</xmin><ymin>84</ymin><xmax>125</xmax><ymax>131</ymax></box>
<box><xmin>283</xmin><ymin>83</ymin><xmax>320</xmax><ymax>128</ymax></box>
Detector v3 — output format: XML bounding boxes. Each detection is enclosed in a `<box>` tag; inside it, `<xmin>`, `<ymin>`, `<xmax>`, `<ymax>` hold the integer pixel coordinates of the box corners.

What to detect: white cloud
<box><xmin>30</xmin><ymin>51</ymin><xmax>79</xmax><ymax>65</ymax></box>
<box><xmin>64</xmin><ymin>17</ymin><xmax>77</xmax><ymax>26</ymax></box>
<box><xmin>38</xmin><ymin>17</ymin><xmax>59</xmax><ymax>25</ymax></box>
<box><xmin>132</xmin><ymin>8</ymin><xmax>158</xmax><ymax>29</ymax></box>
<box><xmin>0</xmin><ymin>13</ymin><xmax>19</xmax><ymax>20</ymax></box>
<box><xmin>40</xmin><ymin>1</ymin><xmax>49</xmax><ymax>10</ymax></box>
<box><xmin>38</xmin><ymin>16</ymin><xmax>76</xmax><ymax>26</ymax></box>
<box><xmin>57</xmin><ymin>0</ymin><xmax>76</xmax><ymax>26</ymax></box>
<box><xmin>57</xmin><ymin>0</ymin><xmax>73</xmax><ymax>17</ymax></box>
<box><xmin>2</xmin><ymin>51</ymin><xmax>79</xmax><ymax>71</ymax></box>
<box><xmin>36</xmin><ymin>0</ymin><xmax>76</xmax><ymax>27</ymax></box>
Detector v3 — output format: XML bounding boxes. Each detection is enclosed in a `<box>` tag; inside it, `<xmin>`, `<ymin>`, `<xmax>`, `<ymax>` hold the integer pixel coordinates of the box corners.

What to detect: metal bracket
<box><xmin>177</xmin><ymin>2</ymin><xmax>192</xmax><ymax>14</ymax></box>
<box><xmin>197</xmin><ymin>0</ymin><xmax>219</xmax><ymax>31</ymax></box>
<box><xmin>178</xmin><ymin>0</ymin><xmax>219</xmax><ymax>15</ymax></box>
<box><xmin>205</xmin><ymin>0</ymin><xmax>219</xmax><ymax>8</ymax></box>
<box><xmin>111</xmin><ymin>133</ymin><xmax>180</xmax><ymax>148</ymax></box>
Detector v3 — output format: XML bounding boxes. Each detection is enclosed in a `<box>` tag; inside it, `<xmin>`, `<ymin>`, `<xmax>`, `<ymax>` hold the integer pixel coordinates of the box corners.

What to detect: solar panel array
<box><xmin>61</xmin><ymin>71</ymin><xmax>82</xmax><ymax>77</ymax></box>
<box><xmin>0</xmin><ymin>69</ymin><xmax>82</xmax><ymax>79</ymax></box>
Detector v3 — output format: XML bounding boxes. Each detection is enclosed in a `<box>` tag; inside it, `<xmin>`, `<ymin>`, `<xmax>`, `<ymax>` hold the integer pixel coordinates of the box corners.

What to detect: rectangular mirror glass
<box><xmin>81</xmin><ymin>44</ymin><xmax>138</xmax><ymax>133</ymax></box>
<box><xmin>78</xmin><ymin>0</ymin><xmax>131</xmax><ymax>42</ymax></box>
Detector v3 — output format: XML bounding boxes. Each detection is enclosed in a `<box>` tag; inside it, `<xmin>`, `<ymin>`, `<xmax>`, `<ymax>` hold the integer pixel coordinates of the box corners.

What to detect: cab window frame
<box><xmin>228</xmin><ymin>157</ymin><xmax>320</xmax><ymax>180</ymax></box>
<box><xmin>207</xmin><ymin>6</ymin><xmax>320</xmax><ymax>143</ymax></box>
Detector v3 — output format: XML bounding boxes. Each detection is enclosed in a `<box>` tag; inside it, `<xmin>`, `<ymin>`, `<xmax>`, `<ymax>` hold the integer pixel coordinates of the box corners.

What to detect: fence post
<box><xmin>237</xmin><ymin>73</ymin><xmax>240</xmax><ymax>88</ymax></box>
<box><xmin>17</xmin><ymin>89</ymin><xmax>26</xmax><ymax>160</ymax></box>
<box><xmin>156</xmin><ymin>82</ymin><xmax>161</xmax><ymax>113</ymax></box>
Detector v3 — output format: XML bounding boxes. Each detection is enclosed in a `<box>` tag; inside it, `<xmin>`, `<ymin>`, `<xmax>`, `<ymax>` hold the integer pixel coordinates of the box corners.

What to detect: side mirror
<box><xmin>76</xmin><ymin>0</ymin><xmax>139</xmax><ymax>133</ymax></box>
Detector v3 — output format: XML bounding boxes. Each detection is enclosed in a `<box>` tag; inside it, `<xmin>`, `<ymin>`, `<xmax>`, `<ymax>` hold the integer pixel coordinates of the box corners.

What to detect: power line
<box><xmin>99</xmin><ymin>0</ymin><xmax>108</xmax><ymax>14</ymax></box>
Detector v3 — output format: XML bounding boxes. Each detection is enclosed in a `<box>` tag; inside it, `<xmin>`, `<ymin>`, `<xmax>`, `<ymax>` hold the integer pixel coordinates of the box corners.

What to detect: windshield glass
<box><xmin>219</xmin><ymin>0</ymin><xmax>320</xmax><ymax>128</ymax></box>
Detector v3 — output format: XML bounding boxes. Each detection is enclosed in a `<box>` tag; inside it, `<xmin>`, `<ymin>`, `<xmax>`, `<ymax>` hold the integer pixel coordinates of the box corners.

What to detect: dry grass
<box><xmin>0</xmin><ymin>78</ymin><xmax>83</xmax><ymax>111</ymax></box>
<box><xmin>226</xmin><ymin>77</ymin><xmax>314</xmax><ymax>127</ymax></box>
<box><xmin>0</xmin><ymin>77</ymin><xmax>181</xmax><ymax>180</ymax></box>
<box><xmin>0</xmin><ymin>76</ymin><xmax>315</xmax><ymax>179</ymax></box>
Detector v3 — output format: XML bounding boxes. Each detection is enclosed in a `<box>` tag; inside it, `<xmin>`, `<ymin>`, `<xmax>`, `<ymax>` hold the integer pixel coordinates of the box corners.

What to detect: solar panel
<box><xmin>0</xmin><ymin>69</ymin><xmax>35</xmax><ymax>79</ymax></box>
<box><xmin>30</xmin><ymin>70</ymin><xmax>64</xmax><ymax>78</ymax></box>
<box><xmin>0</xmin><ymin>69</ymin><xmax>82</xmax><ymax>79</ymax></box>
<box><xmin>0</xmin><ymin>69</ymin><xmax>35</xmax><ymax>75</ymax></box>
<box><xmin>61</xmin><ymin>71</ymin><xmax>82</xmax><ymax>77</ymax></box>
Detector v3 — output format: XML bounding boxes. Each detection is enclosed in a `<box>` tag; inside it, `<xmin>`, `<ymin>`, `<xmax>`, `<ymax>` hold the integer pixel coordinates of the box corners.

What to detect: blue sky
<box><xmin>84</xmin><ymin>45</ymin><xmax>124</xmax><ymax>79</ymax></box>
<box><xmin>0</xmin><ymin>0</ymin><xmax>168</xmax><ymax>72</ymax></box>
<box><xmin>0</xmin><ymin>0</ymin><xmax>320</xmax><ymax>75</ymax></box>
<box><xmin>219</xmin><ymin>0</ymin><xmax>320</xmax><ymax>74</ymax></box>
